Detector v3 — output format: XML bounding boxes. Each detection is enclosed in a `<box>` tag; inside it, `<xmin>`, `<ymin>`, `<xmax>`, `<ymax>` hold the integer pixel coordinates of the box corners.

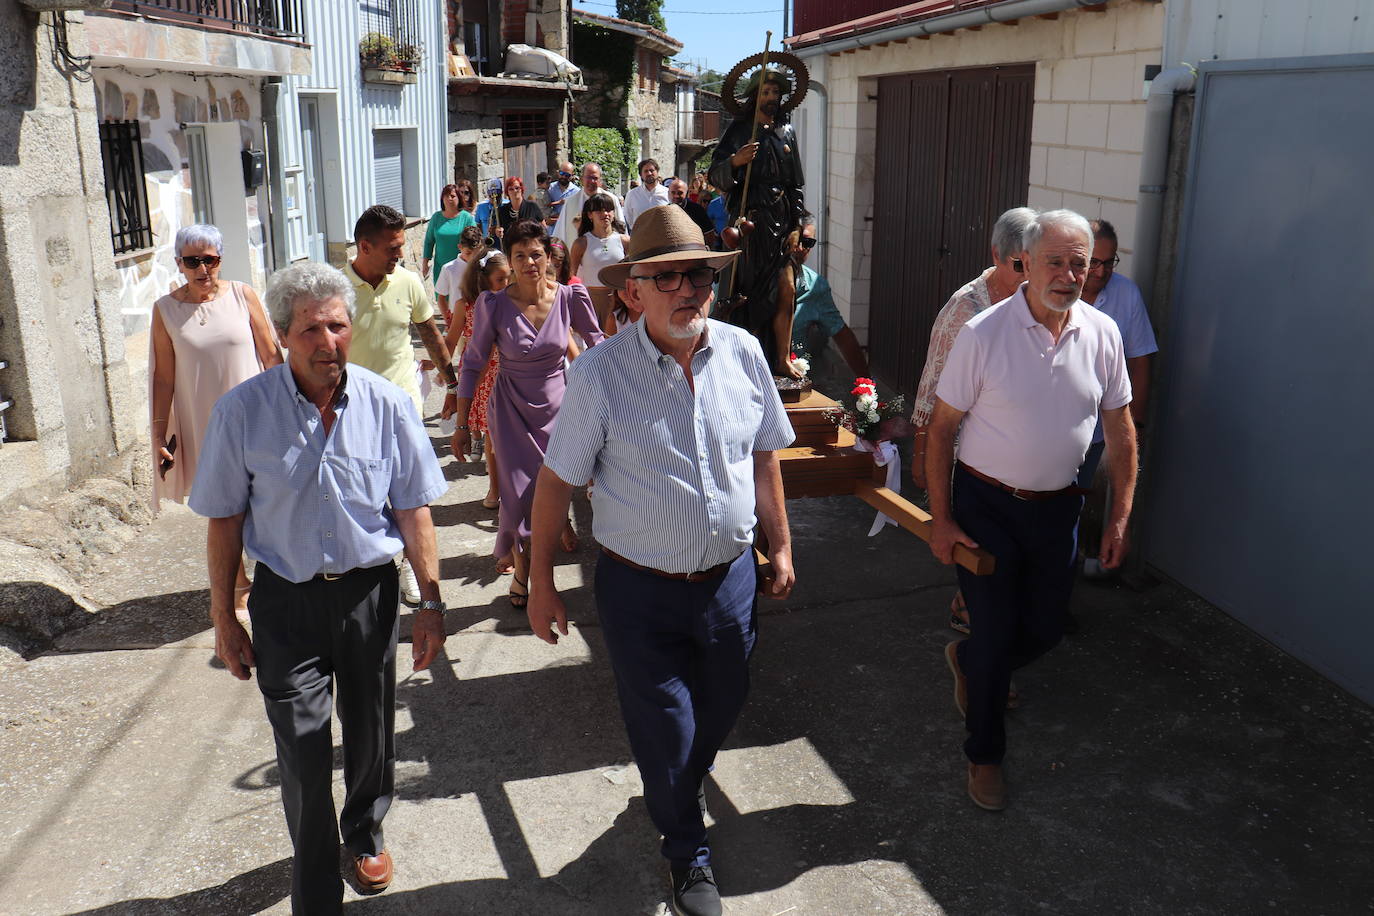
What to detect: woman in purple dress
<box><xmin>452</xmin><ymin>219</ymin><xmax>605</xmax><ymax>606</ymax></box>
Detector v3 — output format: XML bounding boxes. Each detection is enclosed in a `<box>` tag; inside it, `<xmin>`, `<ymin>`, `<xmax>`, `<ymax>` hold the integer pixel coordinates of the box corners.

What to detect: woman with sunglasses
<box><xmin>422</xmin><ymin>181</ymin><xmax>478</xmax><ymax>292</ymax></box>
<box><xmin>569</xmin><ymin>192</ymin><xmax>630</xmax><ymax>337</ymax></box>
<box><xmin>149</xmin><ymin>224</ymin><xmax>282</xmax><ymax>610</ymax></box>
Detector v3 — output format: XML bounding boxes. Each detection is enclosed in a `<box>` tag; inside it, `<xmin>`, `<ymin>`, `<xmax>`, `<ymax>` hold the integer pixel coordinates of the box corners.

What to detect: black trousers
<box><xmin>249</xmin><ymin>563</ymin><xmax>399</xmax><ymax>916</ymax></box>
<box><xmin>952</xmin><ymin>466</ymin><xmax>1083</xmax><ymax>765</ymax></box>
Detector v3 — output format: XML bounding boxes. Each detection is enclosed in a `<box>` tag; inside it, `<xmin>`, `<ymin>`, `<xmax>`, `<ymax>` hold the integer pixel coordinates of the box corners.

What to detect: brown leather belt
<box><xmin>957</xmin><ymin>461</ymin><xmax>1086</xmax><ymax>501</ymax></box>
<box><xmin>601</xmin><ymin>547</ymin><xmax>741</xmax><ymax>583</ymax></box>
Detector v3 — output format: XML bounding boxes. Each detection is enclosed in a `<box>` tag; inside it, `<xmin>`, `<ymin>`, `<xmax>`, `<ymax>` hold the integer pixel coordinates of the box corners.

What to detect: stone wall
<box><xmin>447</xmin><ymin>105</ymin><xmax>507</xmax><ymax>187</ymax></box>
<box><xmin>92</xmin><ymin>68</ymin><xmax>269</xmax><ymax>338</ymax></box>
<box><xmin>630</xmin><ymin>86</ymin><xmax>677</xmax><ymax>178</ymax></box>
<box><xmin>0</xmin><ymin>4</ymin><xmax>137</xmax><ymax>503</ymax></box>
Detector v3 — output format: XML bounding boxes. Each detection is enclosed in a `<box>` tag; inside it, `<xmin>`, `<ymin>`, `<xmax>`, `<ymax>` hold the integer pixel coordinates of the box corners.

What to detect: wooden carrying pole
<box><xmin>726</xmin><ymin>31</ymin><xmax>772</xmax><ymax>299</ymax></box>
<box><xmin>854</xmin><ymin>480</ymin><xmax>996</xmax><ymax>575</ymax></box>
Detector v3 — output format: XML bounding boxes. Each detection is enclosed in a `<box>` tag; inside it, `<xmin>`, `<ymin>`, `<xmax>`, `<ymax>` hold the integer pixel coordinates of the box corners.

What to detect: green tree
<box><xmin>616</xmin><ymin>0</ymin><xmax>666</xmax><ymax>33</ymax></box>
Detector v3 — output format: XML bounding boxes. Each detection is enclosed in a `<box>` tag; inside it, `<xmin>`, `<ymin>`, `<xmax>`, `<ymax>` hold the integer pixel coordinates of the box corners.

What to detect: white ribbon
<box><xmin>854</xmin><ymin>438</ymin><xmax>900</xmax><ymax>536</ymax></box>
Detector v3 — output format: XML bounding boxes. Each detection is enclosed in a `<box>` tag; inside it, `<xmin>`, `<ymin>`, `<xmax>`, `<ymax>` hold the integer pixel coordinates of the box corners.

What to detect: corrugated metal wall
<box><xmin>276</xmin><ymin>0</ymin><xmax>446</xmax><ymax>245</ymax></box>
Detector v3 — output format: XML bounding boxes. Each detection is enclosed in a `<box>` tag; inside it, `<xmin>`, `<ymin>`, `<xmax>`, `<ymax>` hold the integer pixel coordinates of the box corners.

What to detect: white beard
<box><xmin>667</xmin><ymin>316</ymin><xmax>706</xmax><ymax>339</ymax></box>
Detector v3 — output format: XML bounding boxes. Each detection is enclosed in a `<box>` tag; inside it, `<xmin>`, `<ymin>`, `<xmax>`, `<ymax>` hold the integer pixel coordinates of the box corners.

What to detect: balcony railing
<box><xmin>678</xmin><ymin>109</ymin><xmax>722</xmax><ymax>143</ymax></box>
<box><xmin>110</xmin><ymin>0</ymin><xmax>306</xmax><ymax>41</ymax></box>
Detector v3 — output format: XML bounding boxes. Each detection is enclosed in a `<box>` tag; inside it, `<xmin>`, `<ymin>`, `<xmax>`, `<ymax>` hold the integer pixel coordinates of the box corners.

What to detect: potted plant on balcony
<box><xmin>360</xmin><ymin>32</ymin><xmax>419</xmax><ymax>86</ymax></box>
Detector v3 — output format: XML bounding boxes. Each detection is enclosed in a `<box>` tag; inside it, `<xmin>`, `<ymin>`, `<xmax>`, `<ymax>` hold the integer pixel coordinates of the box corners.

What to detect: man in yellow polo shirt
<box><xmin>346</xmin><ymin>204</ymin><xmax>457</xmax><ymax>605</ymax></box>
<box><xmin>346</xmin><ymin>205</ymin><xmax>457</xmax><ymax>417</ymax></box>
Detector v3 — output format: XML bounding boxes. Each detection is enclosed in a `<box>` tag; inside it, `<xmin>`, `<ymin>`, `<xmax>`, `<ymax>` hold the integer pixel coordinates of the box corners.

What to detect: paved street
<box><xmin>3</xmin><ymin>408</ymin><xmax>1373</xmax><ymax>916</ymax></box>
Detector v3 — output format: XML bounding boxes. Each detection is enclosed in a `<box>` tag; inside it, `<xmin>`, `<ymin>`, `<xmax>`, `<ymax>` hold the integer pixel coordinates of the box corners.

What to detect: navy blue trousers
<box><xmin>952</xmin><ymin>466</ymin><xmax>1083</xmax><ymax>764</ymax></box>
<box><xmin>595</xmin><ymin>549</ymin><xmax>758</xmax><ymax>868</ymax></box>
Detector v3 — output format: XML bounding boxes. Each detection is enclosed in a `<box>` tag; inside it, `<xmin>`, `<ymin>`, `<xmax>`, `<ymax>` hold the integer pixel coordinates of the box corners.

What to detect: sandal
<box><xmin>482</xmin><ymin>494</ymin><xmax>499</xmax><ymax>510</ymax></box>
<box><xmin>949</xmin><ymin>592</ymin><xmax>971</xmax><ymax>635</ymax></box>
<box><xmin>508</xmin><ymin>575</ymin><xmax>528</xmax><ymax>609</ymax></box>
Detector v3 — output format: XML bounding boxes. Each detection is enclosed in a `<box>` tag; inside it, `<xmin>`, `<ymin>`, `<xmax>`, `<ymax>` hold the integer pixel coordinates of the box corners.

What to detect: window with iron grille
<box><xmin>359</xmin><ymin>0</ymin><xmax>422</xmax><ymax>71</ymax></box>
<box><xmin>99</xmin><ymin>120</ymin><xmax>154</xmax><ymax>255</ymax></box>
<box><xmin>502</xmin><ymin>112</ymin><xmax>547</xmax><ymax>143</ymax></box>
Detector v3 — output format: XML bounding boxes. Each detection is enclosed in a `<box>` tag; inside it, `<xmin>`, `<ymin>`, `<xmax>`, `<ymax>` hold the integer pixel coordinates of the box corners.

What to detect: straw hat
<box><xmin>599</xmin><ymin>205</ymin><xmax>738</xmax><ymax>290</ymax></box>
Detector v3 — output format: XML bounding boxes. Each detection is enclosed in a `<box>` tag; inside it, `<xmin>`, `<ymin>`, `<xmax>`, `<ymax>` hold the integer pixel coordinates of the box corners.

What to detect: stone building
<box><xmin>446</xmin><ymin>0</ymin><xmax>582</xmax><ymax>191</ymax></box>
<box><xmin>0</xmin><ymin>2</ymin><xmax>139</xmax><ymax>504</ymax></box>
<box><xmin>570</xmin><ymin>7</ymin><xmax>681</xmax><ymax>190</ymax></box>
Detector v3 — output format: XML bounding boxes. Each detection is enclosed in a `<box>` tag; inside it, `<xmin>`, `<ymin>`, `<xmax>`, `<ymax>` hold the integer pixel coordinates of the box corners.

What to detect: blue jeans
<box><xmin>595</xmin><ymin>549</ymin><xmax>758</xmax><ymax>867</ymax></box>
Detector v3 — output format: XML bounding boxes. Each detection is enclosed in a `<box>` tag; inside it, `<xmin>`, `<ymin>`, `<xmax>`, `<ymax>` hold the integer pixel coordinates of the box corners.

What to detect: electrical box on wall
<box><xmin>241</xmin><ymin>149</ymin><xmax>266</xmax><ymax>192</ymax></box>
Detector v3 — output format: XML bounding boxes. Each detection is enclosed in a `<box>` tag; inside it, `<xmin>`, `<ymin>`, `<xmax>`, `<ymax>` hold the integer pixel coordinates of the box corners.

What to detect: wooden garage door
<box><xmin>868</xmin><ymin>64</ymin><xmax>1033</xmax><ymax>398</ymax></box>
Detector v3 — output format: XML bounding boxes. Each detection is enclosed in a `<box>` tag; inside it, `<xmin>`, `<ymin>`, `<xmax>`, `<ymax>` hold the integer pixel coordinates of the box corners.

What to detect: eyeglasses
<box><xmin>800</xmin><ymin>237</ymin><xmax>817</xmax><ymax>250</ymax></box>
<box><xmin>180</xmin><ymin>255</ymin><xmax>222</xmax><ymax>269</ymax></box>
<box><xmin>629</xmin><ymin>266</ymin><xmax>719</xmax><ymax>292</ymax></box>
<box><xmin>1089</xmin><ymin>255</ymin><xmax>1120</xmax><ymax>271</ymax></box>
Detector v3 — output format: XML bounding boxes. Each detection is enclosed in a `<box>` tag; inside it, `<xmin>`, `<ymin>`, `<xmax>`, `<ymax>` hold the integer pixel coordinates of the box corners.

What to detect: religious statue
<box><xmin>709</xmin><ymin>44</ymin><xmax>810</xmax><ymax>379</ymax></box>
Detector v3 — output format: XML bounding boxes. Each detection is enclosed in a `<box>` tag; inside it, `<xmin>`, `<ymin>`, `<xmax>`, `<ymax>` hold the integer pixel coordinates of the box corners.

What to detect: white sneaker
<box><xmin>398</xmin><ymin>558</ymin><xmax>421</xmax><ymax>605</ymax></box>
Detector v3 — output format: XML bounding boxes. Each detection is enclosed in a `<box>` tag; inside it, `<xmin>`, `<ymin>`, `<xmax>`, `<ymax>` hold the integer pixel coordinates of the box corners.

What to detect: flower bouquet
<box><xmin>825</xmin><ymin>377</ymin><xmax>911</xmax><ymax>445</ymax></box>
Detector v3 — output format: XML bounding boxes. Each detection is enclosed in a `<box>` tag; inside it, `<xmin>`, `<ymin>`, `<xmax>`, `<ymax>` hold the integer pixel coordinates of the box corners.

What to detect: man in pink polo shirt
<box><xmin>925</xmin><ymin>209</ymin><xmax>1138</xmax><ymax>811</ymax></box>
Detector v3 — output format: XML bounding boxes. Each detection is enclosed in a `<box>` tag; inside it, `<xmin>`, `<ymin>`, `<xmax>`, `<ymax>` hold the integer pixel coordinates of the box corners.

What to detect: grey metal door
<box><xmin>1144</xmin><ymin>53</ymin><xmax>1374</xmax><ymax>702</ymax></box>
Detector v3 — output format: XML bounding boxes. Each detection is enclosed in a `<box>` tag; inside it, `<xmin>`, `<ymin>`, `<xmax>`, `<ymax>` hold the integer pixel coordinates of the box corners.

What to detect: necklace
<box><xmin>182</xmin><ymin>282</ymin><xmax>219</xmax><ymax>324</ymax></box>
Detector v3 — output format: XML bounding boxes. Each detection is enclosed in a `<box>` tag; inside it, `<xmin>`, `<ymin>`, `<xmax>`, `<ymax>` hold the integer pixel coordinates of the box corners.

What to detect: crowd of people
<box><xmin>149</xmin><ymin>150</ymin><xmax>1151</xmax><ymax>912</ymax></box>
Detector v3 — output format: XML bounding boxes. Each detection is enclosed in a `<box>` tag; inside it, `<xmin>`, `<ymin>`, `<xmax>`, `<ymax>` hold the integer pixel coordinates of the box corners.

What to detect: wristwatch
<box><xmin>417</xmin><ymin>599</ymin><xmax>446</xmax><ymax>613</ymax></box>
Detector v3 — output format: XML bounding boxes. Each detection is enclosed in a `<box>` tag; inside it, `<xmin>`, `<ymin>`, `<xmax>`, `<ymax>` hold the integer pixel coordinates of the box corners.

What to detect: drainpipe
<box><xmin>261</xmin><ymin>77</ymin><xmax>288</xmax><ymax>270</ymax></box>
<box><xmin>1129</xmin><ymin>65</ymin><xmax>1195</xmax><ymax>310</ymax></box>
<box><xmin>809</xmin><ymin>76</ymin><xmax>829</xmax><ymax>277</ymax></box>
<box><xmin>790</xmin><ymin>0</ymin><xmax>1105</xmax><ymax>59</ymax></box>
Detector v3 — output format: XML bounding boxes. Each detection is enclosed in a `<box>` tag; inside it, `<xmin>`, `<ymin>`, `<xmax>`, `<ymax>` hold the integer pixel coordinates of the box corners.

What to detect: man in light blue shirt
<box><xmin>189</xmin><ymin>261</ymin><xmax>447</xmax><ymax>912</ymax></box>
<box><xmin>526</xmin><ymin>206</ymin><xmax>794</xmax><ymax>916</ymax></box>
<box><xmin>1077</xmin><ymin>219</ymin><xmax>1159</xmax><ymax>485</ymax></box>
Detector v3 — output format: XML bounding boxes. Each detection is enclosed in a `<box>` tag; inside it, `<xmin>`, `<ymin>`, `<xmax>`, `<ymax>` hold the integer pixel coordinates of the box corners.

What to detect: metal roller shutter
<box><xmin>373</xmin><ymin>131</ymin><xmax>404</xmax><ymax>213</ymax></box>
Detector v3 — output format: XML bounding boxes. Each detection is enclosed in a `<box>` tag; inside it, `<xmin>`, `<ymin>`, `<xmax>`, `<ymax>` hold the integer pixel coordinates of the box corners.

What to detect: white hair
<box><xmin>1021</xmin><ymin>209</ymin><xmax>1093</xmax><ymax>255</ymax></box>
<box><xmin>174</xmin><ymin>224</ymin><xmax>223</xmax><ymax>257</ymax></box>
<box><xmin>991</xmin><ymin>207</ymin><xmax>1037</xmax><ymax>261</ymax></box>
<box><xmin>265</xmin><ymin>262</ymin><xmax>356</xmax><ymax>335</ymax></box>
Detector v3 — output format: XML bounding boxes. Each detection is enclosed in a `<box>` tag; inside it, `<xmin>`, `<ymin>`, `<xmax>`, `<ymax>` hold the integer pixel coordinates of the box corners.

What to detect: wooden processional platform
<box><xmin>774</xmin><ymin>389</ymin><xmax>994</xmax><ymax>576</ymax></box>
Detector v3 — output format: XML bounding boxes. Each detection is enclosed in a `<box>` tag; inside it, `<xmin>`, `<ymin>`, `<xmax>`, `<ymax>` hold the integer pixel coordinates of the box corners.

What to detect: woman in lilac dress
<box><xmin>452</xmin><ymin>219</ymin><xmax>605</xmax><ymax>606</ymax></box>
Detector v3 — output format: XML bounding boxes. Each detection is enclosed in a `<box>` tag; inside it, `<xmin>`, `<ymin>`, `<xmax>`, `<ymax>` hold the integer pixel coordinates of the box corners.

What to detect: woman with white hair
<box><xmin>150</xmin><ymin>224</ymin><xmax>281</xmax><ymax>608</ymax></box>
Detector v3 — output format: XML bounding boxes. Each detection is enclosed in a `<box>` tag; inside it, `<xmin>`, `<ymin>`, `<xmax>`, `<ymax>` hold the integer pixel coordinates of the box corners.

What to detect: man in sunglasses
<box><xmin>788</xmin><ymin>218</ymin><xmax>868</xmax><ymax>381</ymax></box>
<box><xmin>527</xmin><ymin>205</ymin><xmax>796</xmax><ymax>916</ymax></box>
<box><xmin>546</xmin><ymin>160</ymin><xmax>579</xmax><ymax>224</ymax></box>
<box><xmin>668</xmin><ymin>177</ymin><xmax>717</xmax><ymax>245</ymax></box>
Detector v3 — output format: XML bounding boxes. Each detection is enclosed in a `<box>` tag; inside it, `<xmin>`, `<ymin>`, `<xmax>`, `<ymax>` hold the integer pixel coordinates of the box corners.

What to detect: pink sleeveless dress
<box><xmin>149</xmin><ymin>281</ymin><xmax>265</xmax><ymax>510</ymax></box>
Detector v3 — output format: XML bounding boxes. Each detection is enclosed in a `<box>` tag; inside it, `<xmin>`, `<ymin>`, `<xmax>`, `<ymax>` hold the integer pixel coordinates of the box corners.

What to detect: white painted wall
<box><xmin>1165</xmin><ymin>0</ymin><xmax>1374</xmax><ymax>67</ymax></box>
<box><xmin>92</xmin><ymin>68</ymin><xmax>268</xmax><ymax>337</ymax></box>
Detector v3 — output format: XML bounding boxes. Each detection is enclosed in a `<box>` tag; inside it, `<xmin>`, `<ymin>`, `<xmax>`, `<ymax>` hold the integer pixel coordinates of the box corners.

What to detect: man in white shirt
<box><xmin>926</xmin><ymin>209</ymin><xmax>1138</xmax><ymax>812</ymax></box>
<box><xmin>551</xmin><ymin>161</ymin><xmax>625</xmax><ymax>247</ymax></box>
<box><xmin>623</xmin><ymin>157</ymin><xmax>670</xmax><ymax>230</ymax></box>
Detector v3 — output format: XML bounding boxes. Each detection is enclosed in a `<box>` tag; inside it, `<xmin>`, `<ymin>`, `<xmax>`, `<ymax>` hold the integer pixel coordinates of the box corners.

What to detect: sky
<box><xmin>574</xmin><ymin>0</ymin><xmax>788</xmax><ymax>76</ymax></box>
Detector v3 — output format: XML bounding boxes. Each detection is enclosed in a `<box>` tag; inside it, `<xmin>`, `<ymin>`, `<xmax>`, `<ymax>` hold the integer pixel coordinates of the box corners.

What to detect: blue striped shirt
<box><xmin>188</xmin><ymin>363</ymin><xmax>448</xmax><ymax>583</ymax></box>
<box><xmin>545</xmin><ymin>318</ymin><xmax>795</xmax><ymax>574</ymax></box>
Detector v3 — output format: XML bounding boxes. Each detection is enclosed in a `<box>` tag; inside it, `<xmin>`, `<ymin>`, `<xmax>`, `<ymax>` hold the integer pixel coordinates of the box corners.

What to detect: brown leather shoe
<box><xmin>967</xmin><ymin>763</ymin><xmax>1007</xmax><ymax>811</ymax></box>
<box><xmin>354</xmin><ymin>850</ymin><xmax>394</xmax><ymax>892</ymax></box>
<box><xmin>944</xmin><ymin>641</ymin><xmax>967</xmax><ymax>718</ymax></box>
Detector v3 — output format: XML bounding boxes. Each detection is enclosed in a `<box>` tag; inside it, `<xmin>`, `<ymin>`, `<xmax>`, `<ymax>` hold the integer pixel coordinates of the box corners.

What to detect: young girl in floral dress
<box><xmin>443</xmin><ymin>248</ymin><xmax>508</xmax><ymax>509</ymax></box>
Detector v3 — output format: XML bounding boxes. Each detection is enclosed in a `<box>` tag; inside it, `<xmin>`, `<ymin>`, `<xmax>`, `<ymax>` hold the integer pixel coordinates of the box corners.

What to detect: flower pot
<box><xmin>362</xmin><ymin>67</ymin><xmax>418</xmax><ymax>87</ymax></box>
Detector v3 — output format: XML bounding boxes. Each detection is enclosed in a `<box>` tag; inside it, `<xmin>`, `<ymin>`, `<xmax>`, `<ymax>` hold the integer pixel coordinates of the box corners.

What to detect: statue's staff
<box><xmin>725</xmin><ymin>30</ymin><xmax>772</xmax><ymax>300</ymax></box>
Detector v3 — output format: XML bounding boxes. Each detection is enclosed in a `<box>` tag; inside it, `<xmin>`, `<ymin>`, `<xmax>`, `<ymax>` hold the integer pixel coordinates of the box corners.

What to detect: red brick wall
<box><xmin>504</xmin><ymin>0</ymin><xmax>529</xmax><ymax>45</ymax></box>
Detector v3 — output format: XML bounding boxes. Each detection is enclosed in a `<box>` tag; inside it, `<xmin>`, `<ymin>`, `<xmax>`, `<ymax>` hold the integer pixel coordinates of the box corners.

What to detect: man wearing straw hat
<box><xmin>526</xmin><ymin>205</ymin><xmax>796</xmax><ymax>916</ymax></box>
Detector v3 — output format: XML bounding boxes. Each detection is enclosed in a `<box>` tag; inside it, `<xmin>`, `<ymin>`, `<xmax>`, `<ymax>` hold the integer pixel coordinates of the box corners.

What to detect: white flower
<box><xmin>790</xmin><ymin>357</ymin><xmax>810</xmax><ymax>375</ymax></box>
<box><xmin>857</xmin><ymin>393</ymin><xmax>877</xmax><ymax>408</ymax></box>
<box><xmin>866</xmin><ymin>409</ymin><xmax>880</xmax><ymax>423</ymax></box>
